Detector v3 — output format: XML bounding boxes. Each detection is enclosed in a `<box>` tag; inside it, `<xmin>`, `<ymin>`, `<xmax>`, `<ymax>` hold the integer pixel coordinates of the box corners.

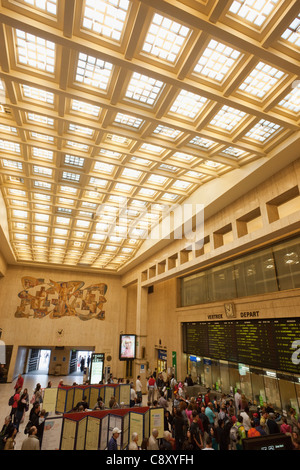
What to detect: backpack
<box><xmin>8</xmin><ymin>395</ymin><xmax>15</xmax><ymax>406</ymax></box>
<box><xmin>229</xmin><ymin>424</ymin><xmax>239</xmax><ymax>443</ymax></box>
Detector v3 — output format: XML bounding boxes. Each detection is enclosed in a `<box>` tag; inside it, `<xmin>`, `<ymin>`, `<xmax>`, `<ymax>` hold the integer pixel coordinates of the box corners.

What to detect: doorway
<box><xmin>27</xmin><ymin>348</ymin><xmax>51</xmax><ymax>373</ymax></box>
<box><xmin>68</xmin><ymin>350</ymin><xmax>92</xmax><ymax>375</ymax></box>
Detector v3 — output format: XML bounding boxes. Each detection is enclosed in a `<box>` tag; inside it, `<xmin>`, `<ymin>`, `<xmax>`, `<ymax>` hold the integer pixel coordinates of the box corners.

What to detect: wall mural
<box><xmin>15</xmin><ymin>277</ymin><xmax>107</xmax><ymax>321</ymax></box>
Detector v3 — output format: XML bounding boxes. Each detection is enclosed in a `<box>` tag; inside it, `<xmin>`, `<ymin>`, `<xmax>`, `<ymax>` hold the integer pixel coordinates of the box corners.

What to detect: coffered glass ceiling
<box><xmin>0</xmin><ymin>0</ymin><xmax>299</xmax><ymax>272</ymax></box>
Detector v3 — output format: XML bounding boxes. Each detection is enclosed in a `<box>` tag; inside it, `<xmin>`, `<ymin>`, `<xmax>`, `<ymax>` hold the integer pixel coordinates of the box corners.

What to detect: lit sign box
<box><xmin>90</xmin><ymin>353</ymin><xmax>105</xmax><ymax>384</ymax></box>
<box><xmin>119</xmin><ymin>334</ymin><xmax>136</xmax><ymax>361</ymax></box>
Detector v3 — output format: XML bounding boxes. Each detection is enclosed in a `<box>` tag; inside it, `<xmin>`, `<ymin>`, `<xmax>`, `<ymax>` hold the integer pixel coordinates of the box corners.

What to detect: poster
<box><xmin>41</xmin><ymin>416</ymin><xmax>63</xmax><ymax>450</ymax></box>
<box><xmin>104</xmin><ymin>386</ymin><xmax>115</xmax><ymax>407</ymax></box>
<box><xmin>89</xmin><ymin>387</ymin><xmax>100</xmax><ymax>409</ymax></box>
<box><xmin>129</xmin><ymin>412</ymin><xmax>144</xmax><ymax>447</ymax></box>
<box><xmin>122</xmin><ymin>413</ymin><xmax>129</xmax><ymax>449</ymax></box>
<box><xmin>100</xmin><ymin>414</ymin><xmax>109</xmax><ymax>450</ymax></box>
<box><xmin>56</xmin><ymin>388</ymin><xmax>67</xmax><ymax>413</ymax></box>
<box><xmin>60</xmin><ymin>419</ymin><xmax>76</xmax><ymax>450</ymax></box>
<box><xmin>73</xmin><ymin>388</ymin><xmax>84</xmax><ymax>408</ymax></box>
<box><xmin>66</xmin><ymin>388</ymin><xmax>75</xmax><ymax>413</ymax></box>
<box><xmin>43</xmin><ymin>388</ymin><xmax>58</xmax><ymax>413</ymax></box>
<box><xmin>85</xmin><ymin>416</ymin><xmax>100</xmax><ymax>450</ymax></box>
<box><xmin>76</xmin><ymin>417</ymin><xmax>87</xmax><ymax>450</ymax></box>
<box><xmin>119</xmin><ymin>384</ymin><xmax>130</xmax><ymax>406</ymax></box>
<box><xmin>150</xmin><ymin>408</ymin><xmax>164</xmax><ymax>438</ymax></box>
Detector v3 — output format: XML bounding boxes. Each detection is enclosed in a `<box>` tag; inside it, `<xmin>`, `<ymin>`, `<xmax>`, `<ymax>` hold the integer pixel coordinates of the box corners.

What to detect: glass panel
<box><xmin>251</xmin><ymin>370</ymin><xmax>266</xmax><ymax>406</ymax></box>
<box><xmin>263</xmin><ymin>374</ymin><xmax>281</xmax><ymax>409</ymax></box>
<box><xmin>278</xmin><ymin>378</ymin><xmax>299</xmax><ymax>415</ymax></box>
<box><xmin>272</xmin><ymin>240</ymin><xmax>300</xmax><ymax>290</ymax></box>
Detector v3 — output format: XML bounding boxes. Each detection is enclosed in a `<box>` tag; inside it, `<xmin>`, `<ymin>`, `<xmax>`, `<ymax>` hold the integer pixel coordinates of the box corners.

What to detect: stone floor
<box><xmin>0</xmin><ymin>372</ymin><xmax>151</xmax><ymax>450</ymax></box>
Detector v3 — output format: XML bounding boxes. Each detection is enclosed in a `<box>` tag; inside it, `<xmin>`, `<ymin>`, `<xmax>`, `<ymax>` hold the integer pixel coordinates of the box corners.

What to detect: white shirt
<box><xmin>240</xmin><ymin>411</ymin><xmax>251</xmax><ymax>431</ymax></box>
<box><xmin>131</xmin><ymin>388</ymin><xmax>137</xmax><ymax>400</ymax></box>
<box><xmin>148</xmin><ymin>435</ymin><xmax>159</xmax><ymax>450</ymax></box>
<box><xmin>136</xmin><ymin>379</ymin><xmax>142</xmax><ymax>392</ymax></box>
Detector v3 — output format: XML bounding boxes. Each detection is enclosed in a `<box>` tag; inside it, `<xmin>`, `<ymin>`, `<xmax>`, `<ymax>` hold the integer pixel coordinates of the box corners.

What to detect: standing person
<box><xmin>158</xmin><ymin>391</ymin><xmax>168</xmax><ymax>411</ymax></box>
<box><xmin>108</xmin><ymin>427</ymin><xmax>121</xmax><ymax>450</ymax></box>
<box><xmin>159</xmin><ymin>431</ymin><xmax>173</xmax><ymax>450</ymax></box>
<box><xmin>170</xmin><ymin>374</ymin><xmax>177</xmax><ymax>400</ymax></box>
<box><xmin>172</xmin><ymin>408</ymin><xmax>185</xmax><ymax>450</ymax></box>
<box><xmin>190</xmin><ymin>410</ymin><xmax>203</xmax><ymax>450</ymax></box>
<box><xmin>4</xmin><ymin>427</ymin><xmax>17</xmax><ymax>450</ymax></box>
<box><xmin>21</xmin><ymin>426</ymin><xmax>40</xmax><ymax>450</ymax></box>
<box><xmin>234</xmin><ymin>389</ymin><xmax>241</xmax><ymax>415</ymax></box>
<box><xmin>280</xmin><ymin>417</ymin><xmax>292</xmax><ymax>434</ymax></box>
<box><xmin>130</xmin><ymin>384</ymin><xmax>137</xmax><ymax>407</ymax></box>
<box><xmin>148</xmin><ymin>429</ymin><xmax>159</xmax><ymax>450</ymax></box>
<box><xmin>33</xmin><ymin>383</ymin><xmax>43</xmax><ymax>405</ymax></box>
<box><xmin>215</xmin><ymin>419</ymin><xmax>229</xmax><ymax>450</ymax></box>
<box><xmin>136</xmin><ymin>375</ymin><xmax>142</xmax><ymax>404</ymax></box>
<box><xmin>202</xmin><ymin>436</ymin><xmax>214</xmax><ymax>450</ymax></box>
<box><xmin>147</xmin><ymin>375</ymin><xmax>156</xmax><ymax>405</ymax></box>
<box><xmin>10</xmin><ymin>387</ymin><xmax>21</xmax><ymax>423</ymax></box>
<box><xmin>0</xmin><ymin>416</ymin><xmax>15</xmax><ymax>450</ymax></box>
<box><xmin>240</xmin><ymin>406</ymin><xmax>251</xmax><ymax>436</ymax></box>
<box><xmin>128</xmin><ymin>432</ymin><xmax>139</xmax><ymax>450</ymax></box>
<box><xmin>80</xmin><ymin>357</ymin><xmax>85</xmax><ymax>373</ymax></box>
<box><xmin>205</xmin><ymin>402</ymin><xmax>216</xmax><ymax>428</ymax></box>
<box><xmin>14</xmin><ymin>391</ymin><xmax>29</xmax><ymax>431</ymax></box>
<box><xmin>14</xmin><ymin>374</ymin><xmax>24</xmax><ymax>392</ymax></box>
<box><xmin>267</xmin><ymin>413</ymin><xmax>279</xmax><ymax>434</ymax></box>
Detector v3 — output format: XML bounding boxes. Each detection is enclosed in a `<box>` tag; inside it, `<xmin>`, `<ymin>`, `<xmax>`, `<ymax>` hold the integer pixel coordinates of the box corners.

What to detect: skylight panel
<box><xmin>33</xmin><ymin>192</ymin><xmax>51</xmax><ymax>201</ymax></box>
<box><xmin>8</xmin><ymin>188</ymin><xmax>26</xmax><ymax>197</ymax></box>
<box><xmin>66</xmin><ymin>141</ymin><xmax>89</xmax><ymax>152</ymax></box>
<box><xmin>152</xmin><ymin>125</ymin><xmax>182</xmax><ymax>140</ymax></box>
<box><xmin>68</xmin><ymin>123</ymin><xmax>94</xmax><ymax>136</ymax></box>
<box><xmin>64</xmin><ymin>154</ymin><xmax>85</xmax><ymax>168</ymax></box>
<box><xmin>222</xmin><ymin>146</ymin><xmax>246</xmax><ymax>157</ymax></box>
<box><xmin>161</xmin><ymin>192</ymin><xmax>179</xmax><ymax>201</ymax></box>
<box><xmin>75</xmin><ymin>53</ymin><xmax>113</xmax><ymax>91</ymax></box>
<box><xmin>114</xmin><ymin>113</ymin><xmax>144</xmax><ymax>129</ymax></box>
<box><xmin>59</xmin><ymin>185</ymin><xmax>78</xmax><ymax>195</ymax></box>
<box><xmin>138</xmin><ymin>188</ymin><xmax>157</xmax><ymax>197</ymax></box>
<box><xmin>13</xmin><ymin>209</ymin><xmax>28</xmax><ymax>218</ymax></box>
<box><xmin>277</xmin><ymin>82</ymin><xmax>300</xmax><ymax>114</ymax></box>
<box><xmin>21</xmin><ymin>0</ymin><xmax>57</xmax><ymax>15</ymax></box>
<box><xmin>99</xmin><ymin>148</ymin><xmax>122</xmax><ymax>159</ymax></box>
<box><xmin>82</xmin><ymin>0</ymin><xmax>129</xmax><ymax>42</ymax></box>
<box><xmin>62</xmin><ymin>171</ymin><xmax>81</xmax><ymax>182</ymax></box>
<box><xmin>34</xmin><ymin>225</ymin><xmax>48</xmax><ymax>233</ymax></box>
<box><xmin>245</xmin><ymin>119</ymin><xmax>282</xmax><ymax>142</ymax></box>
<box><xmin>15</xmin><ymin>29</ymin><xmax>56</xmax><ymax>73</ymax></box>
<box><xmin>209</xmin><ymin>105</ymin><xmax>247</xmax><ymax>132</ymax></box>
<box><xmin>105</xmin><ymin>134</ymin><xmax>131</xmax><ymax>146</ymax></box>
<box><xmin>239</xmin><ymin>62</ymin><xmax>286</xmax><ymax>99</ymax></box>
<box><xmin>142</xmin><ymin>13</ymin><xmax>190</xmax><ymax>64</ymax></box>
<box><xmin>94</xmin><ymin>161</ymin><xmax>114</xmax><ymax>173</ymax></box>
<box><xmin>169</xmin><ymin>89</ymin><xmax>208</xmax><ymax>119</ymax></box>
<box><xmin>35</xmin><ymin>212</ymin><xmax>49</xmax><ymax>222</ymax></box>
<box><xmin>33</xmin><ymin>165</ymin><xmax>53</xmax><ymax>177</ymax></box>
<box><xmin>189</xmin><ymin>136</ymin><xmax>215</xmax><ymax>149</ymax></box>
<box><xmin>32</xmin><ymin>147</ymin><xmax>54</xmax><ymax>161</ymax></box>
<box><xmin>56</xmin><ymin>216</ymin><xmax>70</xmax><ymax>225</ymax></box>
<box><xmin>0</xmin><ymin>124</ymin><xmax>18</xmax><ymax>134</ymax></box>
<box><xmin>147</xmin><ymin>174</ymin><xmax>167</xmax><ymax>185</ymax></box>
<box><xmin>281</xmin><ymin>14</ymin><xmax>300</xmax><ymax>46</ymax></box>
<box><xmin>21</xmin><ymin>85</ymin><xmax>54</xmax><ymax>104</ymax></box>
<box><xmin>2</xmin><ymin>159</ymin><xmax>23</xmax><ymax>170</ymax></box>
<box><xmin>140</xmin><ymin>143</ymin><xmax>165</xmax><ymax>155</ymax></box>
<box><xmin>171</xmin><ymin>180</ymin><xmax>191</xmax><ymax>190</ymax></box>
<box><xmin>125</xmin><ymin>72</ymin><xmax>165</xmax><ymax>106</ymax></box>
<box><xmin>33</xmin><ymin>180</ymin><xmax>52</xmax><ymax>190</ymax></box>
<box><xmin>30</xmin><ymin>132</ymin><xmax>54</xmax><ymax>143</ymax></box>
<box><xmin>121</xmin><ymin>168</ymin><xmax>142</xmax><ymax>179</ymax></box>
<box><xmin>204</xmin><ymin>160</ymin><xmax>221</xmax><ymax>168</ymax></box>
<box><xmin>158</xmin><ymin>163</ymin><xmax>179</xmax><ymax>172</ymax></box>
<box><xmin>71</xmin><ymin>99</ymin><xmax>101</xmax><ymax>117</ymax></box>
<box><xmin>129</xmin><ymin>156</ymin><xmax>151</xmax><ymax>166</ymax></box>
<box><xmin>172</xmin><ymin>151</ymin><xmax>195</xmax><ymax>162</ymax></box>
<box><xmin>228</xmin><ymin>0</ymin><xmax>279</xmax><ymax>27</ymax></box>
<box><xmin>185</xmin><ymin>170</ymin><xmax>204</xmax><ymax>178</ymax></box>
<box><xmin>115</xmin><ymin>182</ymin><xmax>133</xmax><ymax>192</ymax></box>
<box><xmin>89</xmin><ymin>177</ymin><xmax>108</xmax><ymax>187</ymax></box>
<box><xmin>194</xmin><ymin>40</ymin><xmax>241</xmax><ymax>82</ymax></box>
<box><xmin>27</xmin><ymin>112</ymin><xmax>54</xmax><ymax>127</ymax></box>
<box><xmin>0</xmin><ymin>140</ymin><xmax>21</xmax><ymax>153</ymax></box>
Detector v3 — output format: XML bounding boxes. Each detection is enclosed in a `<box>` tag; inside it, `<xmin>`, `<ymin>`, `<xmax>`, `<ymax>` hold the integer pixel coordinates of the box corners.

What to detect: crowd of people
<box><xmin>1</xmin><ymin>372</ymin><xmax>300</xmax><ymax>451</ymax></box>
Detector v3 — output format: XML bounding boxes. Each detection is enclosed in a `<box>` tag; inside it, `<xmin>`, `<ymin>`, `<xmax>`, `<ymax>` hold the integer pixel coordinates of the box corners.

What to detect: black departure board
<box><xmin>183</xmin><ymin>317</ymin><xmax>300</xmax><ymax>374</ymax></box>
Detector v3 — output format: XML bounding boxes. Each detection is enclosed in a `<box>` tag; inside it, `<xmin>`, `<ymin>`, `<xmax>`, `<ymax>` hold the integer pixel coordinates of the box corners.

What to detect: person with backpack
<box><xmin>229</xmin><ymin>415</ymin><xmax>245</xmax><ymax>450</ymax></box>
<box><xmin>9</xmin><ymin>387</ymin><xmax>21</xmax><ymax>423</ymax></box>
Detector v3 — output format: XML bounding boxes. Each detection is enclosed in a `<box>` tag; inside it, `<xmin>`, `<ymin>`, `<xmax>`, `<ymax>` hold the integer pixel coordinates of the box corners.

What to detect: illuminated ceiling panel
<box><xmin>0</xmin><ymin>0</ymin><xmax>298</xmax><ymax>273</ymax></box>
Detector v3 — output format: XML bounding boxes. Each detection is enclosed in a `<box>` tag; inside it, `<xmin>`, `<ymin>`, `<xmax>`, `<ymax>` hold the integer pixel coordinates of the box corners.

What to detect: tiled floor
<box><xmin>0</xmin><ymin>372</ymin><xmax>88</xmax><ymax>450</ymax></box>
<box><xmin>0</xmin><ymin>372</ymin><xmax>151</xmax><ymax>450</ymax></box>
